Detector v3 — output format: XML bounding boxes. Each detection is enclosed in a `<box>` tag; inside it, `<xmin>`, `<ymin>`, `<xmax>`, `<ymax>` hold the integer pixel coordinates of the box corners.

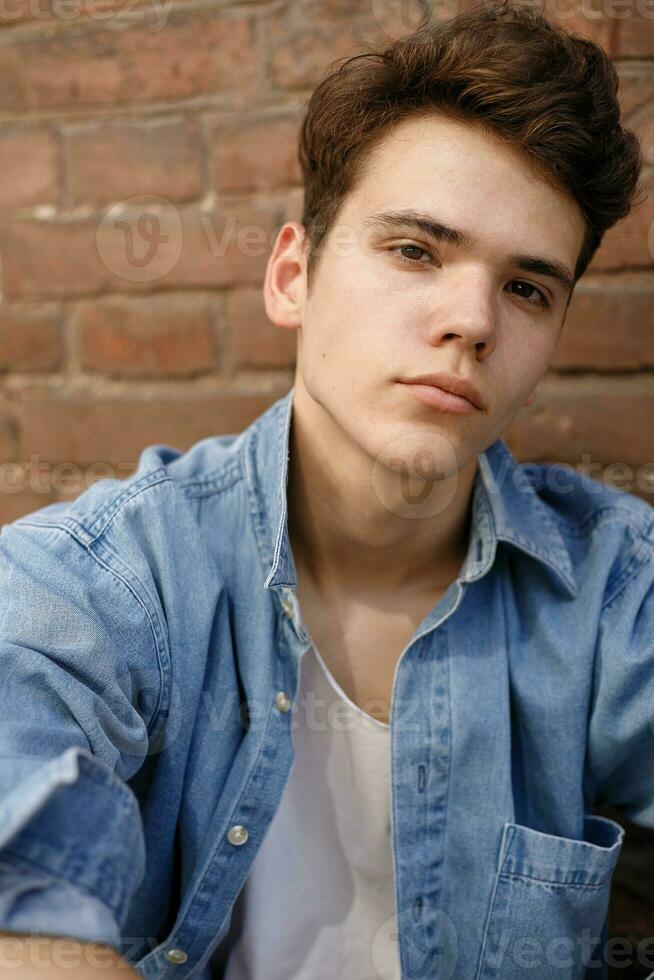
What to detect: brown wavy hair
<box><xmin>298</xmin><ymin>0</ymin><xmax>645</xmax><ymax>294</ymax></box>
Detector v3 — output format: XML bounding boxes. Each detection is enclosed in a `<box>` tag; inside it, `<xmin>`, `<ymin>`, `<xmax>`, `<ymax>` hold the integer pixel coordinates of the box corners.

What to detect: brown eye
<box><xmin>391</xmin><ymin>244</ymin><xmax>434</xmax><ymax>265</ymax></box>
<box><xmin>509</xmin><ymin>280</ymin><xmax>549</xmax><ymax>308</ymax></box>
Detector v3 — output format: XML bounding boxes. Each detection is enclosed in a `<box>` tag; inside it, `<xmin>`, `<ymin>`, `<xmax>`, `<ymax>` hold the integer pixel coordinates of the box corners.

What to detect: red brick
<box><xmin>66</xmin><ymin>120</ymin><xmax>205</xmax><ymax>205</ymax></box>
<box><xmin>0</xmin><ymin>9</ymin><xmax>260</xmax><ymax>113</ymax></box>
<box><xmin>545</xmin><ymin>0</ymin><xmax>654</xmax><ymax>59</ymax></box>
<box><xmin>551</xmin><ymin>274</ymin><xmax>654</xmax><ymax>370</ymax></box>
<box><xmin>161</xmin><ymin>196</ymin><xmax>303</xmax><ymax>290</ymax></box>
<box><xmin>0</xmin><ymin>485</ymin><xmax>59</xmax><ymax>527</ymax></box>
<box><xmin>478</xmin><ymin>0</ymin><xmax>654</xmax><ymax>60</ymax></box>
<box><xmin>266</xmin><ymin>4</ymin><xmax>364</xmax><ymax>91</ymax></box>
<box><xmin>223</xmin><ymin>288</ymin><xmax>297</xmax><ymax>370</ymax></box>
<box><xmin>611</xmin><ymin>4</ymin><xmax>654</xmax><ymax>57</ymax></box>
<box><xmin>588</xmin><ymin>170</ymin><xmax>654</xmax><ymax>272</ymax></box>
<box><xmin>1</xmin><ymin>194</ymin><xmax>303</xmax><ymax>299</ymax></box>
<box><xmin>619</xmin><ymin>476</ymin><xmax>654</xmax><ymax>508</ymax></box>
<box><xmin>0</xmin><ymin>394</ymin><xmax>18</xmax><ymax>463</ymax></box>
<box><xmin>504</xmin><ymin>374</ymin><xmax>654</xmax><ymax>470</ymax></box>
<box><xmin>0</xmin><ymin>0</ymin><xmax>180</xmax><ymax>29</ymax></box>
<box><xmin>618</xmin><ymin>66</ymin><xmax>654</xmax><ymax>118</ymax></box>
<box><xmin>0</xmin><ymin>306</ymin><xmax>64</xmax><ymax>371</ymax></box>
<box><xmin>630</xmin><ymin>103</ymin><xmax>654</xmax><ymax>165</ymax></box>
<box><xmin>0</xmin><ymin>131</ymin><xmax>58</xmax><ymax>208</ymax></box>
<box><xmin>211</xmin><ymin>113</ymin><xmax>303</xmax><ymax>194</ymax></box>
<box><xmin>20</xmin><ymin>387</ymin><xmax>290</xmax><ymax>465</ymax></box>
<box><xmin>56</xmin><ymin>460</ymin><xmax>137</xmax><ymax>500</ymax></box>
<box><xmin>364</xmin><ymin>0</ymin><xmax>449</xmax><ymax>44</ymax></box>
<box><xmin>2</xmin><ymin>219</ymin><xmax>109</xmax><ymax>298</ymax></box>
<box><xmin>534</xmin><ymin>0</ymin><xmax>614</xmax><ymax>51</ymax></box>
<box><xmin>74</xmin><ymin>294</ymin><xmax>216</xmax><ymax>377</ymax></box>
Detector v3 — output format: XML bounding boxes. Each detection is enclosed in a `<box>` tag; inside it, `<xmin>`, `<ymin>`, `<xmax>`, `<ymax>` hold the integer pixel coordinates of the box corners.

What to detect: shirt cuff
<box><xmin>0</xmin><ymin>855</ymin><xmax>121</xmax><ymax>950</ymax></box>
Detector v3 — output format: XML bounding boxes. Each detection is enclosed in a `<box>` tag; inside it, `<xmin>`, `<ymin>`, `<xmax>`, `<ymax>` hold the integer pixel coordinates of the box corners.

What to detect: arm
<box><xmin>0</xmin><ymin>931</ymin><xmax>141</xmax><ymax>979</ymax></box>
<box><xmin>584</xmin><ymin>519</ymin><xmax>654</xmax><ymax>826</ymax></box>
<box><xmin>0</xmin><ymin>515</ymin><xmax>167</xmax><ymax>958</ymax></box>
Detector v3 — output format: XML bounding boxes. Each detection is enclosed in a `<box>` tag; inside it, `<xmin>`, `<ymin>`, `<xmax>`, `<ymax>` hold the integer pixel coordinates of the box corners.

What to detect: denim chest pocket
<box><xmin>475</xmin><ymin>814</ymin><xmax>625</xmax><ymax>980</ymax></box>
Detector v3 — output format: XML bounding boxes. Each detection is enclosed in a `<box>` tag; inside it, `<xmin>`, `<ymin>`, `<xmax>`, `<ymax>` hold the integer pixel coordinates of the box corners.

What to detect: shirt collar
<box><xmin>245</xmin><ymin>386</ymin><xmax>578</xmax><ymax>599</ymax></box>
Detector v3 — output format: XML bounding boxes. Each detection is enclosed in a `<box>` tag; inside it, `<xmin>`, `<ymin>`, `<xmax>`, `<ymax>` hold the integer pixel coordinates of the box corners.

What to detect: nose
<box><xmin>425</xmin><ymin>270</ymin><xmax>497</xmax><ymax>358</ymax></box>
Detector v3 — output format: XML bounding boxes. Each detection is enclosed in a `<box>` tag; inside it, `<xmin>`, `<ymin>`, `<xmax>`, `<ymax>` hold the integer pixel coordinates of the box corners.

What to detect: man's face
<box><xmin>279</xmin><ymin>113</ymin><xmax>586</xmax><ymax>482</ymax></box>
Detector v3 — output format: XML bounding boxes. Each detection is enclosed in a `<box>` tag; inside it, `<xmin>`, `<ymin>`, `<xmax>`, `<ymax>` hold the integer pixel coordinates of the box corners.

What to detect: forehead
<box><xmin>342</xmin><ymin>113</ymin><xmax>585</xmax><ymax>269</ymax></box>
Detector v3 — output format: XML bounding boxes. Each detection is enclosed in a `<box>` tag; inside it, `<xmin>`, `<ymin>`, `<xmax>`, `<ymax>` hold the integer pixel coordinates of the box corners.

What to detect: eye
<box><xmin>508</xmin><ymin>280</ymin><xmax>550</xmax><ymax>309</ymax></box>
<box><xmin>390</xmin><ymin>244</ymin><xmax>435</xmax><ymax>265</ymax></box>
<box><xmin>388</xmin><ymin>245</ymin><xmax>551</xmax><ymax>310</ymax></box>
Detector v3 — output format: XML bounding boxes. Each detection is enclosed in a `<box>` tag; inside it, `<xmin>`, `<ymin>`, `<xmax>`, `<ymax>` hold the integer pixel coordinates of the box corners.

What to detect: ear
<box><xmin>263</xmin><ymin>221</ymin><xmax>307</xmax><ymax>331</ymax></box>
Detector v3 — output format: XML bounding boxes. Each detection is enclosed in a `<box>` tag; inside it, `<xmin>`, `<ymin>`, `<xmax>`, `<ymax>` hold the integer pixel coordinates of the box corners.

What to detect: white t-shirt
<box><xmin>218</xmin><ymin>640</ymin><xmax>401</xmax><ymax>979</ymax></box>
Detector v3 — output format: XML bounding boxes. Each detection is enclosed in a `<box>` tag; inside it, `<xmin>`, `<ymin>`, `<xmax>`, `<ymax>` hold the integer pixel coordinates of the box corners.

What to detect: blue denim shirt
<box><xmin>0</xmin><ymin>385</ymin><xmax>653</xmax><ymax>980</ymax></box>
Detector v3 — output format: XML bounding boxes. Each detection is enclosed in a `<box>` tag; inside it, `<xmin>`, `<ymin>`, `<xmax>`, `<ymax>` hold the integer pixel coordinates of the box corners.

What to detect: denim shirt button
<box><xmin>275</xmin><ymin>691</ymin><xmax>291</xmax><ymax>712</ymax></box>
<box><xmin>227</xmin><ymin>824</ymin><xmax>249</xmax><ymax>846</ymax></box>
<box><xmin>164</xmin><ymin>949</ymin><xmax>188</xmax><ymax>965</ymax></box>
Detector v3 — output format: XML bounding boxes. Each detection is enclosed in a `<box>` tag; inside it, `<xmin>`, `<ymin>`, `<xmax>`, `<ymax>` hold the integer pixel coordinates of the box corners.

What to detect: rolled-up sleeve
<box><xmin>0</xmin><ymin>516</ymin><xmax>166</xmax><ymax>941</ymax></box>
<box><xmin>0</xmin><ymin>854</ymin><xmax>121</xmax><ymax>948</ymax></box>
<box><xmin>586</xmin><ymin>522</ymin><xmax>654</xmax><ymax>829</ymax></box>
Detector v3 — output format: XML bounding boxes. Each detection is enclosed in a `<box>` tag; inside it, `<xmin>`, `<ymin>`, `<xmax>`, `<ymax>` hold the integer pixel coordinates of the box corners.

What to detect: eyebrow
<box><xmin>362</xmin><ymin>209</ymin><xmax>575</xmax><ymax>295</ymax></box>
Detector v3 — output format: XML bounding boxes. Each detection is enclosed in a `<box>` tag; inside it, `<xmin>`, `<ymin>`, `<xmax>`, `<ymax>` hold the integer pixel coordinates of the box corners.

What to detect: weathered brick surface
<box><xmin>0</xmin><ymin>2</ymin><xmax>648</xmax><ymax>534</ymax></box>
<box><xmin>505</xmin><ymin>375</ymin><xmax>654</xmax><ymax>509</ymax></box>
<box><xmin>74</xmin><ymin>294</ymin><xmax>217</xmax><ymax>377</ymax></box>
<box><xmin>552</xmin><ymin>274</ymin><xmax>654</xmax><ymax>370</ymax></box>
<box><xmin>162</xmin><ymin>202</ymin><xmax>285</xmax><ymax>289</ymax></box>
<box><xmin>2</xmin><ymin>219</ymin><xmax>110</xmax><ymax>298</ymax></box>
<box><xmin>1</xmin><ymin>194</ymin><xmax>303</xmax><ymax>298</ymax></box>
<box><xmin>588</xmin><ymin>170</ymin><xmax>654</xmax><ymax>272</ymax></box>
<box><xmin>619</xmin><ymin>64</ymin><xmax>654</xmax><ymax>118</ymax></box>
<box><xmin>265</xmin><ymin>3</ymin><xmax>369</xmax><ymax>91</ymax></box>
<box><xmin>0</xmin><ymin>0</ymin><xmax>204</xmax><ymax>30</ymax></box>
<box><xmin>526</xmin><ymin>0</ymin><xmax>615</xmax><ymax>49</ymax></box>
<box><xmin>223</xmin><ymin>287</ymin><xmax>297</xmax><ymax>370</ymax></box>
<box><xmin>65</xmin><ymin>120</ymin><xmax>205</xmax><ymax>205</ymax></box>
<box><xmin>610</xmin><ymin>5</ymin><xmax>654</xmax><ymax>58</ymax></box>
<box><xmin>211</xmin><ymin>112</ymin><xmax>303</xmax><ymax>194</ymax></box>
<box><xmin>0</xmin><ymin>9</ymin><xmax>261</xmax><ymax>113</ymax></box>
<box><xmin>0</xmin><ymin>483</ymin><xmax>58</xmax><ymax>525</ymax></box>
<box><xmin>0</xmin><ymin>130</ymin><xmax>59</xmax><ymax>208</ymax></box>
<box><xmin>0</xmin><ymin>306</ymin><xmax>64</xmax><ymax>371</ymax></box>
<box><xmin>19</xmin><ymin>387</ymin><xmax>290</xmax><ymax>466</ymax></box>
<box><xmin>0</xmin><ymin>484</ymin><xmax>58</xmax><ymax>525</ymax></box>
<box><xmin>506</xmin><ymin>374</ymin><xmax>654</xmax><ymax>465</ymax></box>
<box><xmin>0</xmin><ymin>394</ymin><xmax>18</xmax><ymax>464</ymax></box>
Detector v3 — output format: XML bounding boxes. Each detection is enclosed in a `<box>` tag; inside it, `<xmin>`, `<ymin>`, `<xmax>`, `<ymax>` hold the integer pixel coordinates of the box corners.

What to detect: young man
<box><xmin>0</xmin><ymin>1</ymin><xmax>651</xmax><ymax>978</ymax></box>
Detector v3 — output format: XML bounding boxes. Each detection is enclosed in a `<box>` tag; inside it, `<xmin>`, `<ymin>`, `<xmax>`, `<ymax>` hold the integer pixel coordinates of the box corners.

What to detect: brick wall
<box><xmin>0</xmin><ymin>0</ymin><xmax>651</xmax><ymax>525</ymax></box>
<box><xmin>0</xmin><ymin>0</ymin><xmax>652</xmax><ymax>973</ymax></box>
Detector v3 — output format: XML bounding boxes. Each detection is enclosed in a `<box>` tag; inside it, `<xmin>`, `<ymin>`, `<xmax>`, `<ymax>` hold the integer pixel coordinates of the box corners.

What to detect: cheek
<box><xmin>489</xmin><ymin>348</ymin><xmax>534</xmax><ymax>402</ymax></box>
<box><xmin>500</xmin><ymin>326</ymin><xmax>555</xmax><ymax>375</ymax></box>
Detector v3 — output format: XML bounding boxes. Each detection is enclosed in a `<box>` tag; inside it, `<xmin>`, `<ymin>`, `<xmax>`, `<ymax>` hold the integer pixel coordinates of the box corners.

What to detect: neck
<box><xmin>286</xmin><ymin>383</ymin><xmax>479</xmax><ymax>599</ymax></box>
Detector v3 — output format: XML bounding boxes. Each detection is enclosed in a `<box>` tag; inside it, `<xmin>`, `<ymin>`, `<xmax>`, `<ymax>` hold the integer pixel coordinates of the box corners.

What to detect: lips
<box><xmin>400</xmin><ymin>382</ymin><xmax>479</xmax><ymax>415</ymax></box>
<box><xmin>400</xmin><ymin>372</ymin><xmax>485</xmax><ymax>411</ymax></box>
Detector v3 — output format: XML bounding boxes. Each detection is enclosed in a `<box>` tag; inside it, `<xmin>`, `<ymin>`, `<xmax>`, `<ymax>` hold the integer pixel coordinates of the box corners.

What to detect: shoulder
<box><xmin>2</xmin><ymin>432</ymin><xmax>250</xmax><ymax>634</ymax></box>
<box><xmin>9</xmin><ymin>431</ymin><xmax>247</xmax><ymax>544</ymax></box>
<box><xmin>527</xmin><ymin>459</ymin><xmax>652</xmax><ymax>531</ymax></box>
<box><xmin>527</xmin><ymin>460</ymin><xmax>654</xmax><ymax>602</ymax></box>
